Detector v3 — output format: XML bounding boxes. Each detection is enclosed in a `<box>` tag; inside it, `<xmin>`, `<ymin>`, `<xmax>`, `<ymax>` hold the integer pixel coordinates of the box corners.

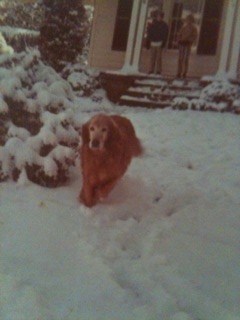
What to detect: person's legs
<box><xmin>177</xmin><ymin>45</ymin><xmax>184</xmax><ymax>77</ymax></box>
<box><xmin>156</xmin><ymin>46</ymin><xmax>163</xmax><ymax>74</ymax></box>
<box><xmin>182</xmin><ymin>45</ymin><xmax>191</xmax><ymax>78</ymax></box>
<box><xmin>150</xmin><ymin>46</ymin><xmax>157</xmax><ymax>73</ymax></box>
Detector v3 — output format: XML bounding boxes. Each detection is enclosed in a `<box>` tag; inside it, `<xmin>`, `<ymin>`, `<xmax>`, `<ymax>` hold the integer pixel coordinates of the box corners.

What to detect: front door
<box><xmin>139</xmin><ymin>0</ymin><xmax>224</xmax><ymax>77</ymax></box>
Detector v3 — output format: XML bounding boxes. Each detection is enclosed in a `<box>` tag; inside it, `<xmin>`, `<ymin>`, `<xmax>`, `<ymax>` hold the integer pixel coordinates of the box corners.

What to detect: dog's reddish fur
<box><xmin>79</xmin><ymin>114</ymin><xmax>142</xmax><ymax>207</ymax></box>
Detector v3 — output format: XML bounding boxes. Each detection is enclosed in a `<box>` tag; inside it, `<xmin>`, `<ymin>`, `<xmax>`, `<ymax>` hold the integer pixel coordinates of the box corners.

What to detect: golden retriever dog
<box><xmin>79</xmin><ymin>114</ymin><xmax>143</xmax><ymax>207</ymax></box>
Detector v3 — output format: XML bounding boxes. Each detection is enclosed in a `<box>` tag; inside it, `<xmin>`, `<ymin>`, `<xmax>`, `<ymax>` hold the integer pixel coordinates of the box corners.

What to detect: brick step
<box><xmin>101</xmin><ymin>71</ymin><xmax>240</xmax><ymax>113</ymax></box>
<box><xmin>127</xmin><ymin>86</ymin><xmax>201</xmax><ymax>100</ymax></box>
<box><xmin>119</xmin><ymin>94</ymin><xmax>240</xmax><ymax>113</ymax></box>
<box><xmin>119</xmin><ymin>95</ymin><xmax>172</xmax><ymax>109</ymax></box>
<box><xmin>134</xmin><ymin>78</ymin><xmax>202</xmax><ymax>91</ymax></box>
<box><xmin>119</xmin><ymin>76</ymin><xmax>203</xmax><ymax>108</ymax></box>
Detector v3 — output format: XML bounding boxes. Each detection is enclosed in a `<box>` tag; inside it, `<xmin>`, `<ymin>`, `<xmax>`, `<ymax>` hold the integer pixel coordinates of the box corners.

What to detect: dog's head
<box><xmin>81</xmin><ymin>114</ymin><xmax>119</xmax><ymax>151</ymax></box>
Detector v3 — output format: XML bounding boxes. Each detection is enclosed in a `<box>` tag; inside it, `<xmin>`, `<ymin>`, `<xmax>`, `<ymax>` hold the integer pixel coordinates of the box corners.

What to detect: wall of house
<box><xmin>88</xmin><ymin>0</ymin><xmax>125</xmax><ymax>70</ymax></box>
<box><xmin>88</xmin><ymin>0</ymin><xmax>232</xmax><ymax>78</ymax></box>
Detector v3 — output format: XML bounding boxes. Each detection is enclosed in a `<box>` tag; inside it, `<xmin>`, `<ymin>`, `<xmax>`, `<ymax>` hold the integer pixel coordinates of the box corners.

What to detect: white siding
<box><xmin>88</xmin><ymin>0</ymin><xmax>125</xmax><ymax>70</ymax></box>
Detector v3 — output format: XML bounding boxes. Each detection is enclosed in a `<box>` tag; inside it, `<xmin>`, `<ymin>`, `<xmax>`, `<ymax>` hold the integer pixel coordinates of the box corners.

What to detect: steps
<box><xmin>119</xmin><ymin>76</ymin><xmax>203</xmax><ymax>109</ymax></box>
<box><xmin>101</xmin><ymin>71</ymin><xmax>240</xmax><ymax>113</ymax></box>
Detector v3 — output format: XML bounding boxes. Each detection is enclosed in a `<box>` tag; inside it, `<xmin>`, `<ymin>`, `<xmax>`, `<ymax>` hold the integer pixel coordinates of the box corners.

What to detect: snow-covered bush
<box><xmin>200</xmin><ymin>80</ymin><xmax>240</xmax><ymax>112</ymax></box>
<box><xmin>171</xmin><ymin>80</ymin><xmax>240</xmax><ymax>113</ymax></box>
<box><xmin>188</xmin><ymin>98</ymin><xmax>205</xmax><ymax>111</ymax></box>
<box><xmin>191</xmin><ymin>99</ymin><xmax>228</xmax><ymax>112</ymax></box>
<box><xmin>0</xmin><ymin>32</ymin><xmax>14</xmax><ymax>54</ymax></box>
<box><xmin>0</xmin><ymin>2</ymin><xmax>41</xmax><ymax>51</ymax></box>
<box><xmin>1</xmin><ymin>27</ymin><xmax>39</xmax><ymax>53</ymax></box>
<box><xmin>61</xmin><ymin>63</ymin><xmax>101</xmax><ymax>99</ymax></box>
<box><xmin>0</xmin><ymin>50</ymin><xmax>80</xmax><ymax>187</ymax></box>
<box><xmin>172</xmin><ymin>97</ymin><xmax>190</xmax><ymax>110</ymax></box>
<box><xmin>232</xmin><ymin>99</ymin><xmax>240</xmax><ymax>114</ymax></box>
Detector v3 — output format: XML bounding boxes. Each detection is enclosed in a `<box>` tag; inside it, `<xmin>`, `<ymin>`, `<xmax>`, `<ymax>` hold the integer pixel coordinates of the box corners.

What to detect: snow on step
<box><xmin>128</xmin><ymin>86</ymin><xmax>201</xmax><ymax>98</ymax></box>
<box><xmin>135</xmin><ymin>78</ymin><xmax>168</xmax><ymax>87</ymax></box>
<box><xmin>135</xmin><ymin>78</ymin><xmax>200</xmax><ymax>89</ymax></box>
<box><xmin>120</xmin><ymin>95</ymin><xmax>172</xmax><ymax>108</ymax></box>
<box><xmin>119</xmin><ymin>76</ymin><xmax>203</xmax><ymax>108</ymax></box>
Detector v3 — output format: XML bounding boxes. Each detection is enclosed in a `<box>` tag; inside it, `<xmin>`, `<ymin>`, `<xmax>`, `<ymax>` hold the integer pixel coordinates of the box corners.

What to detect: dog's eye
<box><xmin>102</xmin><ymin>127</ymin><xmax>107</xmax><ymax>133</ymax></box>
<box><xmin>89</xmin><ymin>126</ymin><xmax>95</xmax><ymax>132</ymax></box>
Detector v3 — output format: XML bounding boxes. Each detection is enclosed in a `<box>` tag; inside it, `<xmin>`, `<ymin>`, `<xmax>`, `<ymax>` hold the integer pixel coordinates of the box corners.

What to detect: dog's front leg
<box><xmin>80</xmin><ymin>182</ymin><xmax>97</xmax><ymax>207</ymax></box>
<box><xmin>96</xmin><ymin>178</ymin><xmax>119</xmax><ymax>201</ymax></box>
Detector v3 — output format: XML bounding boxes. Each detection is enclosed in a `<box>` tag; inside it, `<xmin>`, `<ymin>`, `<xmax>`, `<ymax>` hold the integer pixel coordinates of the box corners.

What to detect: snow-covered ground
<box><xmin>0</xmin><ymin>51</ymin><xmax>240</xmax><ymax>320</ymax></box>
<box><xmin>1</xmin><ymin>98</ymin><xmax>240</xmax><ymax>319</ymax></box>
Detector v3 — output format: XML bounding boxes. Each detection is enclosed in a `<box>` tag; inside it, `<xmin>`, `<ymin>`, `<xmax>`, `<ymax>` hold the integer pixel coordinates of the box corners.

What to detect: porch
<box><xmin>89</xmin><ymin>0</ymin><xmax>240</xmax><ymax>79</ymax></box>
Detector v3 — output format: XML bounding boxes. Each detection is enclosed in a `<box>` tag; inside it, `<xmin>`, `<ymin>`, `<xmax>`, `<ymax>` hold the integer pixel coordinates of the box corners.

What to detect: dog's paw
<box><xmin>79</xmin><ymin>191</ymin><xmax>97</xmax><ymax>208</ymax></box>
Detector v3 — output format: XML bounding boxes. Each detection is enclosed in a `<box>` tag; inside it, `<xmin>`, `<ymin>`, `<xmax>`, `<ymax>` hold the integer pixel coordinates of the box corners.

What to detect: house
<box><xmin>88</xmin><ymin>0</ymin><xmax>240</xmax><ymax>79</ymax></box>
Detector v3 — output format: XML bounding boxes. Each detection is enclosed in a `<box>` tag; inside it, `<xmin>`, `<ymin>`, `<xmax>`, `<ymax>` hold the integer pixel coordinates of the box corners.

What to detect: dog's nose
<box><xmin>91</xmin><ymin>139</ymin><xmax>100</xmax><ymax>149</ymax></box>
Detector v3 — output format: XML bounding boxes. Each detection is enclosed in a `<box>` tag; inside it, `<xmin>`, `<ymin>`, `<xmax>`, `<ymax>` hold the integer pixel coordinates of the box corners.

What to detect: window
<box><xmin>112</xmin><ymin>0</ymin><xmax>134</xmax><ymax>51</ymax></box>
<box><xmin>197</xmin><ymin>0</ymin><xmax>224</xmax><ymax>55</ymax></box>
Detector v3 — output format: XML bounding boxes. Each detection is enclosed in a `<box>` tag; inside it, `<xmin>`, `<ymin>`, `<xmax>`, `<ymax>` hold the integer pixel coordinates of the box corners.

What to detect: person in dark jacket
<box><xmin>147</xmin><ymin>11</ymin><xmax>169</xmax><ymax>75</ymax></box>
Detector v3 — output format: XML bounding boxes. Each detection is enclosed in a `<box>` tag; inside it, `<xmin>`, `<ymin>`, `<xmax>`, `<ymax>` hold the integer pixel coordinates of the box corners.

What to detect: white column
<box><xmin>227</xmin><ymin>0</ymin><xmax>240</xmax><ymax>78</ymax></box>
<box><xmin>132</xmin><ymin>0</ymin><xmax>149</xmax><ymax>71</ymax></box>
<box><xmin>217</xmin><ymin>0</ymin><xmax>236</xmax><ymax>76</ymax></box>
<box><xmin>122</xmin><ymin>0</ymin><xmax>141</xmax><ymax>72</ymax></box>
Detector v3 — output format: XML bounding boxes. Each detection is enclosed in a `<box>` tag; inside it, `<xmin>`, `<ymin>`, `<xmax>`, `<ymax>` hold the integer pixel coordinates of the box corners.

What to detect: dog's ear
<box><xmin>106</xmin><ymin>118</ymin><xmax>120</xmax><ymax>148</ymax></box>
<box><xmin>81</xmin><ymin>122</ymin><xmax>89</xmax><ymax>144</ymax></box>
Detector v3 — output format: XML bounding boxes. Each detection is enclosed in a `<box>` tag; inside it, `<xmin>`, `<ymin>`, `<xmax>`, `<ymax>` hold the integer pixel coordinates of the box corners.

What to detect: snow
<box><xmin>128</xmin><ymin>86</ymin><xmax>200</xmax><ymax>97</ymax></box>
<box><xmin>0</xmin><ymin>95</ymin><xmax>8</xmax><ymax>114</ymax></box>
<box><xmin>67</xmin><ymin>71</ymin><xmax>89</xmax><ymax>89</ymax></box>
<box><xmin>0</xmin><ymin>76</ymin><xmax>22</xmax><ymax>97</ymax></box>
<box><xmin>233</xmin><ymin>99</ymin><xmax>240</xmax><ymax>108</ymax></box>
<box><xmin>0</xmin><ymin>52</ymin><xmax>240</xmax><ymax>320</ymax></box>
<box><xmin>38</xmin><ymin>127</ymin><xmax>58</xmax><ymax>146</ymax></box>
<box><xmin>200</xmin><ymin>81</ymin><xmax>240</xmax><ymax>100</ymax></box>
<box><xmin>1</xmin><ymin>105</ymin><xmax>240</xmax><ymax>320</ymax></box>
<box><xmin>43</xmin><ymin>157</ymin><xmax>58</xmax><ymax>177</ymax></box>
<box><xmin>135</xmin><ymin>78</ymin><xmax>168</xmax><ymax>86</ymax></box>
<box><xmin>4</xmin><ymin>137</ymin><xmax>37</xmax><ymax>170</ymax></box>
<box><xmin>7</xmin><ymin>124</ymin><xmax>30</xmax><ymax>141</ymax></box>
<box><xmin>0</xmin><ymin>26</ymin><xmax>39</xmax><ymax>37</ymax></box>
<box><xmin>121</xmin><ymin>94</ymin><xmax>162</xmax><ymax>103</ymax></box>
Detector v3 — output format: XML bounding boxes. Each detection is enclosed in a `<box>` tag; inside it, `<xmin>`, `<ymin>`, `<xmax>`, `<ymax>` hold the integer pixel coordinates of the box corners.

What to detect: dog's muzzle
<box><xmin>90</xmin><ymin>139</ymin><xmax>100</xmax><ymax>149</ymax></box>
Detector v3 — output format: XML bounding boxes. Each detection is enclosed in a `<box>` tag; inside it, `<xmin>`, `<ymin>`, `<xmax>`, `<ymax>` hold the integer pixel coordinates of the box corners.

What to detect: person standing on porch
<box><xmin>177</xmin><ymin>14</ymin><xmax>198</xmax><ymax>79</ymax></box>
<box><xmin>147</xmin><ymin>10</ymin><xmax>169</xmax><ymax>75</ymax></box>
